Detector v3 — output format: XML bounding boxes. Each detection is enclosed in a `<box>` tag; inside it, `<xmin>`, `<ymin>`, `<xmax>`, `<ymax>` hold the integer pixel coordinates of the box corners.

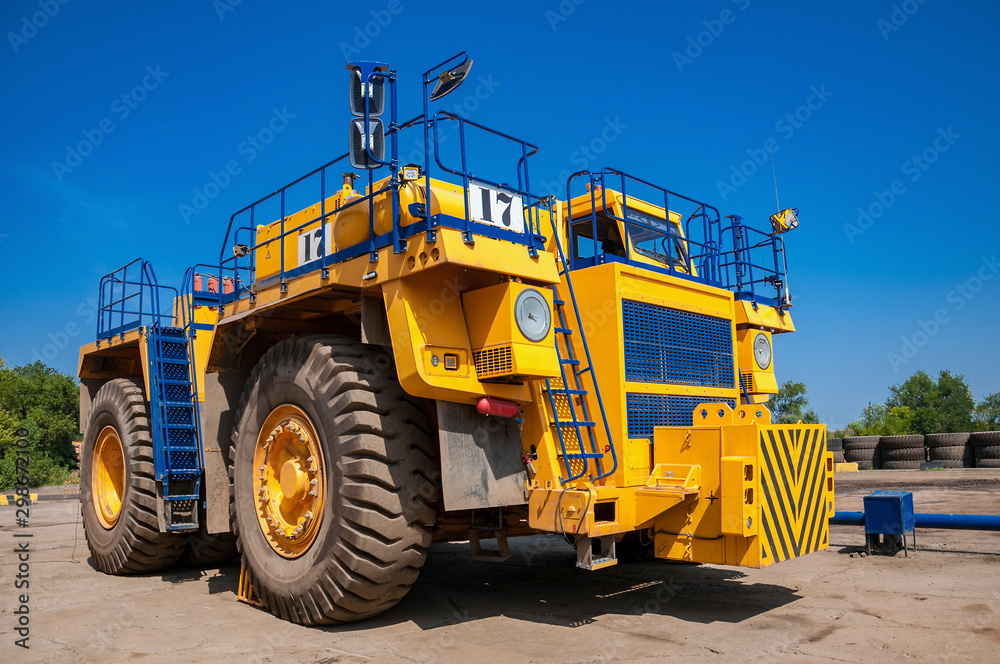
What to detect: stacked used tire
<box><xmin>879</xmin><ymin>434</ymin><xmax>925</xmax><ymax>470</ymax></box>
<box><xmin>925</xmin><ymin>432</ymin><xmax>973</xmax><ymax>468</ymax></box>
<box><xmin>843</xmin><ymin>436</ymin><xmax>880</xmax><ymax>469</ymax></box>
<box><xmin>970</xmin><ymin>431</ymin><xmax>1000</xmax><ymax>468</ymax></box>
<box><xmin>826</xmin><ymin>437</ymin><xmax>845</xmax><ymax>463</ymax></box>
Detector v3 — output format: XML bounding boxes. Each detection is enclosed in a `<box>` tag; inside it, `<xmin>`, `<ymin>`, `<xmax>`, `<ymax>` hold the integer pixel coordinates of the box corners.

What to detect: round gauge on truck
<box><xmin>514</xmin><ymin>288</ymin><xmax>551</xmax><ymax>342</ymax></box>
<box><xmin>753</xmin><ymin>332</ymin><xmax>771</xmax><ymax>370</ymax></box>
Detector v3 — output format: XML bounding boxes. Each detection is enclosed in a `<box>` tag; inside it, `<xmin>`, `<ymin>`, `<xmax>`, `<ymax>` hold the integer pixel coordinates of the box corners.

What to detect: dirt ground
<box><xmin>2</xmin><ymin>469</ymin><xmax>998</xmax><ymax>663</ymax></box>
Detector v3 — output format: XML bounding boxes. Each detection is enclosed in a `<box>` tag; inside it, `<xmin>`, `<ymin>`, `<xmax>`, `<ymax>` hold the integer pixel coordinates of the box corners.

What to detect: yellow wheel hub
<box><xmin>253</xmin><ymin>405</ymin><xmax>325</xmax><ymax>558</ymax></box>
<box><xmin>93</xmin><ymin>426</ymin><xmax>125</xmax><ymax>529</ymax></box>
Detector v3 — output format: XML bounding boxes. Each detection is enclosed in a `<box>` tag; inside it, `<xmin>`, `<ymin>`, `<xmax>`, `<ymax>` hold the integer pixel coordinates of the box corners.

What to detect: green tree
<box><xmin>886</xmin><ymin>370</ymin><xmax>974</xmax><ymax>433</ymax></box>
<box><xmin>0</xmin><ymin>359</ymin><xmax>79</xmax><ymax>489</ymax></box>
<box><xmin>848</xmin><ymin>404</ymin><xmax>914</xmax><ymax>436</ymax></box>
<box><xmin>770</xmin><ymin>380</ymin><xmax>819</xmax><ymax>424</ymax></box>
<box><xmin>973</xmin><ymin>392</ymin><xmax>1000</xmax><ymax>431</ymax></box>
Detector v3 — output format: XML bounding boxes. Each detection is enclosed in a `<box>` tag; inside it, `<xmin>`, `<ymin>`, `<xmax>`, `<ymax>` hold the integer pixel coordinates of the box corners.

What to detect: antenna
<box><xmin>768</xmin><ymin>145</ymin><xmax>780</xmax><ymax>211</ymax></box>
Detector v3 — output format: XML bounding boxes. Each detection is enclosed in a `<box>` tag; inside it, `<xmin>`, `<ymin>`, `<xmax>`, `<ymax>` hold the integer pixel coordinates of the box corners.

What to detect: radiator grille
<box><xmin>473</xmin><ymin>345</ymin><xmax>513</xmax><ymax>377</ymax></box>
<box><xmin>622</xmin><ymin>300</ymin><xmax>734</xmax><ymax>388</ymax></box>
<box><xmin>626</xmin><ymin>393</ymin><xmax>736</xmax><ymax>439</ymax></box>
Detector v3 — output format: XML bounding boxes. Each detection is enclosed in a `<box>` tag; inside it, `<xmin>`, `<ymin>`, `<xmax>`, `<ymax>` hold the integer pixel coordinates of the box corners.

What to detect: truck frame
<box><xmin>77</xmin><ymin>53</ymin><xmax>831</xmax><ymax>625</ymax></box>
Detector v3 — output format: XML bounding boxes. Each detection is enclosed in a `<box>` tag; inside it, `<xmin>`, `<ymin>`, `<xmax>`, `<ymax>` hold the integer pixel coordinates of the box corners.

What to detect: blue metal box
<box><xmin>863</xmin><ymin>490</ymin><xmax>915</xmax><ymax>535</ymax></box>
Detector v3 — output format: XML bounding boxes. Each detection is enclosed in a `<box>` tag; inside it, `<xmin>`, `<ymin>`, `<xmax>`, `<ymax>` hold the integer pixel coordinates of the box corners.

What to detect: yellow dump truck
<box><xmin>77</xmin><ymin>53</ymin><xmax>831</xmax><ymax>625</ymax></box>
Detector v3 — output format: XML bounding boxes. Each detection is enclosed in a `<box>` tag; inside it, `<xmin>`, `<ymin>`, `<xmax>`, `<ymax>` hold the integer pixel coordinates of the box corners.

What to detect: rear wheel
<box><xmin>181</xmin><ymin>522</ymin><xmax>238</xmax><ymax>567</ymax></box>
<box><xmin>230</xmin><ymin>335</ymin><xmax>437</xmax><ymax>624</ymax></box>
<box><xmin>80</xmin><ymin>378</ymin><xmax>186</xmax><ymax>574</ymax></box>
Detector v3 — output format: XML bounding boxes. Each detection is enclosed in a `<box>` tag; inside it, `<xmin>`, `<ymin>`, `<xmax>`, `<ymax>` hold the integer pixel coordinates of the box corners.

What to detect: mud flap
<box><xmin>437</xmin><ymin>400</ymin><xmax>529</xmax><ymax>510</ymax></box>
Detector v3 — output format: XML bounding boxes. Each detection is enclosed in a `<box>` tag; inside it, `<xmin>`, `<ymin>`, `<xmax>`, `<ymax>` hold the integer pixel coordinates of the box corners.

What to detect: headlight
<box><xmin>514</xmin><ymin>288</ymin><xmax>551</xmax><ymax>342</ymax></box>
<box><xmin>753</xmin><ymin>332</ymin><xmax>771</xmax><ymax>370</ymax></box>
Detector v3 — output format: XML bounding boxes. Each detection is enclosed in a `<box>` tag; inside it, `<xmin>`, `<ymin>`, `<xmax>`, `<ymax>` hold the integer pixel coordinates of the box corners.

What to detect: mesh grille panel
<box><xmin>626</xmin><ymin>393</ymin><xmax>736</xmax><ymax>439</ymax></box>
<box><xmin>622</xmin><ymin>300</ymin><xmax>734</xmax><ymax>388</ymax></box>
<box><xmin>474</xmin><ymin>345</ymin><xmax>513</xmax><ymax>377</ymax></box>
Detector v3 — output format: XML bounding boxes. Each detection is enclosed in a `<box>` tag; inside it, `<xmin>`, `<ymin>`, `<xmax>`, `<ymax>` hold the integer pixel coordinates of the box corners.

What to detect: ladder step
<box><xmin>553</xmin><ymin>298</ymin><xmax>565</xmax><ymax>306</ymax></box>
<box><xmin>545</xmin><ymin>388</ymin><xmax>588</xmax><ymax>396</ymax></box>
<box><xmin>165</xmin><ymin>494</ymin><xmax>200</xmax><ymax>501</ymax></box>
<box><xmin>163</xmin><ymin>400</ymin><xmax>194</xmax><ymax>408</ymax></box>
<box><xmin>159</xmin><ymin>358</ymin><xmax>188</xmax><ymax>365</ymax></box>
<box><xmin>552</xmin><ymin>420</ymin><xmax>596</xmax><ymax>428</ymax></box>
<box><xmin>560</xmin><ymin>452</ymin><xmax>606</xmax><ymax>460</ymax></box>
<box><xmin>561</xmin><ymin>359</ymin><xmax>581</xmax><ymax>366</ymax></box>
<box><xmin>554</xmin><ymin>327</ymin><xmax>573</xmax><ymax>335</ymax></box>
<box><xmin>168</xmin><ymin>524</ymin><xmax>198</xmax><ymax>532</ymax></box>
<box><xmin>162</xmin><ymin>379</ymin><xmax>192</xmax><ymax>386</ymax></box>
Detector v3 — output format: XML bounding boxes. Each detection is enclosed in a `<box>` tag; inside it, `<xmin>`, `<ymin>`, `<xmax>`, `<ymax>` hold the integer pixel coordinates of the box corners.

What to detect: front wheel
<box><xmin>230</xmin><ymin>335</ymin><xmax>438</xmax><ymax>624</ymax></box>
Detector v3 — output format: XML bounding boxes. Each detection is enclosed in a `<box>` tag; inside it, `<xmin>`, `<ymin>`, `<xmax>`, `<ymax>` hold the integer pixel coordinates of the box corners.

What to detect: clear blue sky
<box><xmin>1</xmin><ymin>1</ymin><xmax>998</xmax><ymax>429</ymax></box>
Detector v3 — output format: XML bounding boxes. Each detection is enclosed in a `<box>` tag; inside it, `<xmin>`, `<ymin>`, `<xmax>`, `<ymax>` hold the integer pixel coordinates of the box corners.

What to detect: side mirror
<box><xmin>770</xmin><ymin>208</ymin><xmax>799</xmax><ymax>234</ymax></box>
<box><xmin>347</xmin><ymin>62</ymin><xmax>386</xmax><ymax>117</ymax></box>
<box><xmin>430</xmin><ymin>59</ymin><xmax>473</xmax><ymax>101</ymax></box>
<box><xmin>349</xmin><ymin>118</ymin><xmax>384</xmax><ymax>169</ymax></box>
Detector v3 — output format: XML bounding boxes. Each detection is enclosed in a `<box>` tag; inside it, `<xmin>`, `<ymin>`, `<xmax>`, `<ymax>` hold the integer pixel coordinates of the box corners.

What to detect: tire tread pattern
<box><xmin>230</xmin><ymin>335</ymin><xmax>437</xmax><ymax>625</ymax></box>
<box><xmin>81</xmin><ymin>378</ymin><xmax>186</xmax><ymax>574</ymax></box>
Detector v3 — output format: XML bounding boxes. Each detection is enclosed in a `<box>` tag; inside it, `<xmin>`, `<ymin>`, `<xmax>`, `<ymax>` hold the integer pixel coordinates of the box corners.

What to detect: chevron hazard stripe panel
<box><xmin>759</xmin><ymin>425</ymin><xmax>830</xmax><ymax>565</ymax></box>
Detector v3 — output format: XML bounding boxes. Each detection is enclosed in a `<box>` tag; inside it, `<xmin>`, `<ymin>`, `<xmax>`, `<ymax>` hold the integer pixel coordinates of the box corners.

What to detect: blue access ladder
<box><xmin>147</xmin><ymin>323</ymin><xmax>203</xmax><ymax>531</ymax></box>
<box><xmin>97</xmin><ymin>259</ymin><xmax>205</xmax><ymax>532</ymax></box>
<box><xmin>542</xmin><ymin>203</ymin><xmax>618</xmax><ymax>484</ymax></box>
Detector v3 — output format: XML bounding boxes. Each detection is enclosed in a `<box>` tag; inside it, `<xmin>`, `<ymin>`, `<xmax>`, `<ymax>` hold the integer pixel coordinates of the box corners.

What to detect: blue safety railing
<box><xmin>564</xmin><ymin>169</ymin><xmax>789</xmax><ymax>308</ymax></box>
<box><xmin>567</xmin><ymin>169</ymin><xmax>723</xmax><ymax>283</ymax></box>
<box><xmin>213</xmin><ymin>57</ymin><xmax>550</xmax><ymax>300</ymax></box>
<box><xmin>429</xmin><ymin>111</ymin><xmax>547</xmax><ymax>255</ymax></box>
<box><xmin>718</xmin><ymin>216</ymin><xmax>789</xmax><ymax>308</ymax></box>
<box><xmin>97</xmin><ymin>258</ymin><xmax>178</xmax><ymax>343</ymax></box>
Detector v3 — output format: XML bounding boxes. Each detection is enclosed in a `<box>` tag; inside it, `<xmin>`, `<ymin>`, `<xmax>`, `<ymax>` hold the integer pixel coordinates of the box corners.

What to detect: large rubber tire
<box><xmin>879</xmin><ymin>435</ymin><xmax>924</xmax><ymax>450</ymax></box>
<box><xmin>80</xmin><ymin>378</ymin><xmax>187</xmax><ymax>574</ymax></box>
<box><xmin>881</xmin><ymin>447</ymin><xmax>925</xmax><ymax>462</ymax></box>
<box><xmin>844</xmin><ymin>446</ymin><xmax>879</xmax><ymax>465</ymax></box>
<box><xmin>975</xmin><ymin>445</ymin><xmax>1000</xmax><ymax>460</ymax></box>
<box><xmin>883</xmin><ymin>460</ymin><xmax>921</xmax><ymax>470</ymax></box>
<box><xmin>855</xmin><ymin>460</ymin><xmax>875</xmax><ymax>471</ymax></box>
<box><xmin>928</xmin><ymin>445</ymin><xmax>973</xmax><ymax>462</ymax></box>
<box><xmin>181</xmin><ymin>522</ymin><xmax>239</xmax><ymax>567</ymax></box>
<box><xmin>975</xmin><ymin>458</ymin><xmax>1000</xmax><ymax>468</ymax></box>
<box><xmin>925</xmin><ymin>432</ymin><xmax>970</xmax><ymax>447</ymax></box>
<box><xmin>826</xmin><ymin>438</ymin><xmax>843</xmax><ymax>452</ymax></box>
<box><xmin>230</xmin><ymin>335</ymin><xmax>437</xmax><ymax>625</ymax></box>
<box><xmin>969</xmin><ymin>431</ymin><xmax>1000</xmax><ymax>447</ymax></box>
<box><xmin>833</xmin><ymin>450</ymin><xmax>845</xmax><ymax>464</ymax></box>
<box><xmin>843</xmin><ymin>436</ymin><xmax>879</xmax><ymax>450</ymax></box>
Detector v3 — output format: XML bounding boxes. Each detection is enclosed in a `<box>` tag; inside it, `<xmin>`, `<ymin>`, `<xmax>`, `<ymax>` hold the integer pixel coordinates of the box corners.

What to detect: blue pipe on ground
<box><xmin>831</xmin><ymin>511</ymin><xmax>1000</xmax><ymax>531</ymax></box>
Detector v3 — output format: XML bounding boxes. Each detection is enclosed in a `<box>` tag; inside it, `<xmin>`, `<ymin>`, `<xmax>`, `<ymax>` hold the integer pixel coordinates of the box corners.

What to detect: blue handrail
<box><xmin>562</xmin><ymin>168</ymin><xmax>788</xmax><ymax>307</ymax></box>
<box><xmin>96</xmin><ymin>259</ymin><xmax>178</xmax><ymax>343</ymax></box>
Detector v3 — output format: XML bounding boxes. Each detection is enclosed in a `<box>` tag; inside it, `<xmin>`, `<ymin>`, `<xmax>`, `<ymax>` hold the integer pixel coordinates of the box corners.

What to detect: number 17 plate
<box><xmin>468</xmin><ymin>181</ymin><xmax>525</xmax><ymax>234</ymax></box>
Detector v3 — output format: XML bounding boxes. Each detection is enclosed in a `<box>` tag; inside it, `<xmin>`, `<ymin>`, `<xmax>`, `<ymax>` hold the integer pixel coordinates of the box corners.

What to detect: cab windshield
<box><xmin>624</xmin><ymin>208</ymin><xmax>689</xmax><ymax>271</ymax></box>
